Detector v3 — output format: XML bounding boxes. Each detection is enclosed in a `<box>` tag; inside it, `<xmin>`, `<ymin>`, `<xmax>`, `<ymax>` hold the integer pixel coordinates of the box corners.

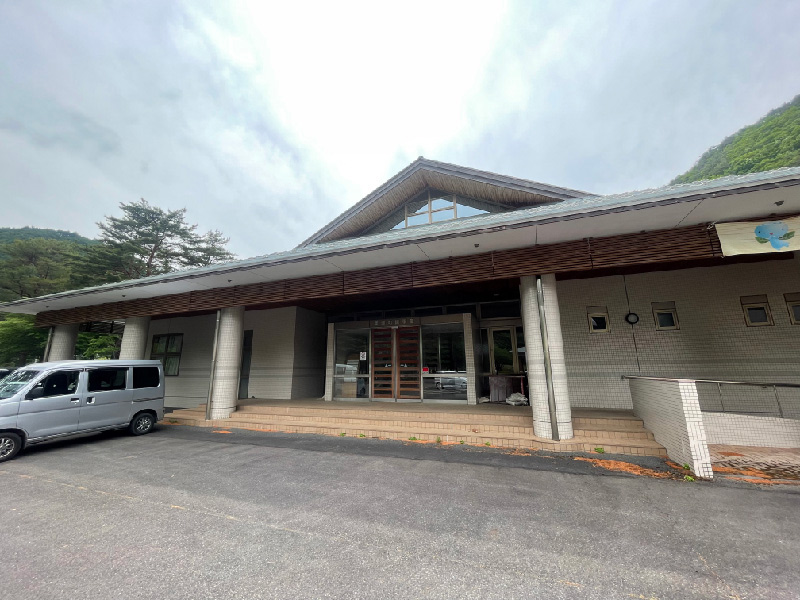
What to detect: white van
<box><xmin>0</xmin><ymin>360</ymin><xmax>165</xmax><ymax>462</ymax></box>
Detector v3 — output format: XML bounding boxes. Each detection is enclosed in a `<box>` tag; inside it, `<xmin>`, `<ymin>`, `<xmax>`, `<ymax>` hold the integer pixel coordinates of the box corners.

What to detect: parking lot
<box><xmin>1</xmin><ymin>425</ymin><xmax>799</xmax><ymax>599</ymax></box>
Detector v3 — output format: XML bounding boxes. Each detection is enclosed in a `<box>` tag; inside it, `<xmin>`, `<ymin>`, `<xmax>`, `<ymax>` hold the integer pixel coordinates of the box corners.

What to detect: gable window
<box><xmin>587</xmin><ymin>306</ymin><xmax>610</xmax><ymax>333</ymax></box>
<box><xmin>785</xmin><ymin>293</ymin><xmax>800</xmax><ymax>325</ymax></box>
<box><xmin>391</xmin><ymin>191</ymin><xmax>490</xmax><ymax>230</ymax></box>
<box><xmin>652</xmin><ymin>301</ymin><xmax>679</xmax><ymax>331</ymax></box>
<box><xmin>741</xmin><ymin>295</ymin><xmax>773</xmax><ymax>327</ymax></box>
<box><xmin>151</xmin><ymin>334</ymin><xmax>183</xmax><ymax>376</ymax></box>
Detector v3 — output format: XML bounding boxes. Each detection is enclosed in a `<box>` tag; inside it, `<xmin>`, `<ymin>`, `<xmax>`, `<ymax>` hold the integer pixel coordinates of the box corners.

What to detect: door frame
<box><xmin>487</xmin><ymin>326</ymin><xmax>520</xmax><ymax>375</ymax></box>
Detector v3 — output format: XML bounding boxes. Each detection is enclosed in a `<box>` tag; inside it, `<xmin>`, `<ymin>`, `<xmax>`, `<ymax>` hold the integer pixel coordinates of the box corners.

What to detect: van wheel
<box><xmin>129</xmin><ymin>413</ymin><xmax>155</xmax><ymax>436</ymax></box>
<box><xmin>0</xmin><ymin>433</ymin><xmax>22</xmax><ymax>462</ymax></box>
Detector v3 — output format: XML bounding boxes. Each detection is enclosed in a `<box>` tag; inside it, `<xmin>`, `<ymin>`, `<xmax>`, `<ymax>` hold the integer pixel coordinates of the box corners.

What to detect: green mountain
<box><xmin>672</xmin><ymin>94</ymin><xmax>800</xmax><ymax>184</ymax></box>
<box><xmin>0</xmin><ymin>227</ymin><xmax>95</xmax><ymax>245</ymax></box>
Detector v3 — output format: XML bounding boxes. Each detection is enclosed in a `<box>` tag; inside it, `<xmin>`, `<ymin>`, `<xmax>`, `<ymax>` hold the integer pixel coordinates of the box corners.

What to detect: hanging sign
<box><xmin>715</xmin><ymin>217</ymin><xmax>800</xmax><ymax>256</ymax></box>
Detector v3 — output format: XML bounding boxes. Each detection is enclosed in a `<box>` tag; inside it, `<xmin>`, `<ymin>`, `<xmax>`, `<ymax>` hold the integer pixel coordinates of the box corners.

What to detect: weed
<box><xmin>594</xmin><ymin>447</ymin><xmax>605</xmax><ymax>454</ymax></box>
<box><xmin>684</xmin><ymin>475</ymin><xmax>695</xmax><ymax>482</ymax></box>
<box><xmin>436</xmin><ymin>437</ymin><xmax>442</xmax><ymax>444</ymax></box>
<box><xmin>168</xmin><ymin>419</ymin><xmax>179</xmax><ymax>424</ymax></box>
<box><xmin>485</xmin><ymin>442</ymin><xmax>491</xmax><ymax>446</ymax></box>
<box><xmin>359</xmin><ymin>433</ymin><xmax>366</xmax><ymax>438</ymax></box>
<box><xmin>682</xmin><ymin>463</ymin><xmax>691</xmax><ymax>470</ymax></box>
<box><xmin>408</xmin><ymin>436</ymin><xmax>418</xmax><ymax>441</ymax></box>
<box><xmin>459</xmin><ymin>440</ymin><xmax>465</xmax><ymax>444</ymax></box>
<box><xmin>339</xmin><ymin>432</ymin><xmax>346</xmax><ymax>437</ymax></box>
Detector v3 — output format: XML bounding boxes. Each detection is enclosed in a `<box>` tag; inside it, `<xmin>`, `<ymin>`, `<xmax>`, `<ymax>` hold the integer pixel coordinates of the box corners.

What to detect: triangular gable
<box><xmin>298</xmin><ymin>158</ymin><xmax>592</xmax><ymax>246</ymax></box>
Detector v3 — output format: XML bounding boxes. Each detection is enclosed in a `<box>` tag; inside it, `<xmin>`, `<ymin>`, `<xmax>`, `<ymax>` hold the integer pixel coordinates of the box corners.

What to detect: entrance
<box><xmin>371</xmin><ymin>327</ymin><xmax>421</xmax><ymax>400</ymax></box>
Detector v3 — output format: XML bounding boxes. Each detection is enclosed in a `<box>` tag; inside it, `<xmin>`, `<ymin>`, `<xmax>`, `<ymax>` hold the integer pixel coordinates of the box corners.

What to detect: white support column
<box><xmin>324</xmin><ymin>322</ymin><xmax>335</xmax><ymax>401</ymax></box>
<box><xmin>520</xmin><ymin>275</ymin><xmax>574</xmax><ymax>440</ymax></box>
<box><xmin>540</xmin><ymin>273</ymin><xmax>574</xmax><ymax>440</ymax></box>
<box><xmin>47</xmin><ymin>323</ymin><xmax>79</xmax><ymax>362</ymax></box>
<box><xmin>119</xmin><ymin>316</ymin><xmax>151</xmax><ymax>360</ymax></box>
<box><xmin>208</xmin><ymin>306</ymin><xmax>245</xmax><ymax>419</ymax></box>
<box><xmin>463</xmin><ymin>312</ymin><xmax>479</xmax><ymax>405</ymax></box>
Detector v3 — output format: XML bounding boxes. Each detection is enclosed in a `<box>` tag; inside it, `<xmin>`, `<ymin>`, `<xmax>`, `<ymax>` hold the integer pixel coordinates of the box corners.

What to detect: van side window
<box><xmin>37</xmin><ymin>371</ymin><xmax>80</xmax><ymax>398</ymax></box>
<box><xmin>88</xmin><ymin>368</ymin><xmax>128</xmax><ymax>392</ymax></box>
<box><xmin>133</xmin><ymin>367</ymin><xmax>160</xmax><ymax>389</ymax></box>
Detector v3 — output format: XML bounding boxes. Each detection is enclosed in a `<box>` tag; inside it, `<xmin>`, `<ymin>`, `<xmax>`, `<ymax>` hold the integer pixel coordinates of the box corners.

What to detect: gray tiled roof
<box><xmin>2</xmin><ymin>166</ymin><xmax>800</xmax><ymax>308</ymax></box>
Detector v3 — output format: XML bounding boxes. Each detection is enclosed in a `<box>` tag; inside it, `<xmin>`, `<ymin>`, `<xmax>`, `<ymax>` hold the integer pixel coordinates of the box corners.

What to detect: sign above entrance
<box><xmin>371</xmin><ymin>317</ymin><xmax>418</xmax><ymax>327</ymax></box>
<box><xmin>715</xmin><ymin>217</ymin><xmax>800</xmax><ymax>256</ymax></box>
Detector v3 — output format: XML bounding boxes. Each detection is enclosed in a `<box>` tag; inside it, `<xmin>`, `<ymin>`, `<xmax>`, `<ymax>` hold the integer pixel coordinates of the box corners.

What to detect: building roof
<box><xmin>298</xmin><ymin>157</ymin><xmax>592</xmax><ymax>246</ymax></box>
<box><xmin>3</xmin><ymin>165</ymin><xmax>800</xmax><ymax>315</ymax></box>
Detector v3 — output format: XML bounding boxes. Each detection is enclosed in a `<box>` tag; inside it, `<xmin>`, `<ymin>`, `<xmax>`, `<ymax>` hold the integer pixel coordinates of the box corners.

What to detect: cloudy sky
<box><xmin>1</xmin><ymin>1</ymin><xmax>799</xmax><ymax>258</ymax></box>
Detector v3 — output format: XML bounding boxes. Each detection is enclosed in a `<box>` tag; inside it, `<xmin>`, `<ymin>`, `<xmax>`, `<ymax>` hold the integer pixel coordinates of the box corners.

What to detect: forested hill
<box><xmin>672</xmin><ymin>94</ymin><xmax>800</xmax><ymax>184</ymax></box>
<box><xmin>0</xmin><ymin>227</ymin><xmax>95</xmax><ymax>245</ymax></box>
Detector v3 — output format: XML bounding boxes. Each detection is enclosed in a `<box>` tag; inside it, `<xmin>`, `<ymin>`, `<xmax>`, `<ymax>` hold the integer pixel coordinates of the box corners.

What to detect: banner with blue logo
<box><xmin>715</xmin><ymin>217</ymin><xmax>800</xmax><ymax>256</ymax></box>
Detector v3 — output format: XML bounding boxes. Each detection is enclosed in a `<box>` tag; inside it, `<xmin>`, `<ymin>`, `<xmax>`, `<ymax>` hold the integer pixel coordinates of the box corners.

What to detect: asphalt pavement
<box><xmin>1</xmin><ymin>424</ymin><xmax>798</xmax><ymax>600</ymax></box>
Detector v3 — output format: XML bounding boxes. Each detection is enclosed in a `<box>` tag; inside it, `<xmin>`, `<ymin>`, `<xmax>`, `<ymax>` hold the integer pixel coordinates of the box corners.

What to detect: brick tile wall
<box><xmin>629</xmin><ymin>378</ymin><xmax>713</xmax><ymax>478</ymax></box>
<box><xmin>558</xmin><ymin>259</ymin><xmax>800</xmax><ymax>409</ymax></box>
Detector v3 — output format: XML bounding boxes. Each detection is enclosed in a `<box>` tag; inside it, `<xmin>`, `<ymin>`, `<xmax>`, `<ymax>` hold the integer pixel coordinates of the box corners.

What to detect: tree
<box><xmin>76</xmin><ymin>332</ymin><xmax>120</xmax><ymax>360</ymax></box>
<box><xmin>0</xmin><ymin>238</ymin><xmax>82</xmax><ymax>301</ymax></box>
<box><xmin>92</xmin><ymin>198</ymin><xmax>235</xmax><ymax>281</ymax></box>
<box><xmin>0</xmin><ymin>314</ymin><xmax>47</xmax><ymax>367</ymax></box>
<box><xmin>672</xmin><ymin>94</ymin><xmax>800</xmax><ymax>184</ymax></box>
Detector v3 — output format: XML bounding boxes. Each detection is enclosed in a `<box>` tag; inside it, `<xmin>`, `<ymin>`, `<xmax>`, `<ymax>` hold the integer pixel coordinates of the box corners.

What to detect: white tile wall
<box><xmin>703</xmin><ymin>412</ymin><xmax>800</xmax><ymax>447</ymax></box>
<box><xmin>244</xmin><ymin>306</ymin><xmax>299</xmax><ymax>400</ymax></box>
<box><xmin>629</xmin><ymin>378</ymin><xmax>713</xmax><ymax>479</ymax></box>
<box><xmin>558</xmin><ymin>259</ymin><xmax>800</xmax><ymax>409</ymax></box>
<box><xmin>147</xmin><ymin>314</ymin><xmax>217</xmax><ymax>408</ymax></box>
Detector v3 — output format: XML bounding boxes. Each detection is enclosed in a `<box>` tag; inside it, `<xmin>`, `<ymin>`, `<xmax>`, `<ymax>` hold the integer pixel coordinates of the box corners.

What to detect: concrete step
<box><xmin>234</xmin><ymin>404</ymin><xmax>533</xmax><ymax>425</ymax></box>
<box><xmin>163</xmin><ymin>413</ymin><xmax>667</xmax><ymax>457</ymax></box>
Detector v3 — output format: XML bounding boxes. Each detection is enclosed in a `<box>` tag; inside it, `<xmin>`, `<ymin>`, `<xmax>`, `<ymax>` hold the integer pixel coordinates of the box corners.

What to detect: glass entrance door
<box><xmin>370</xmin><ymin>327</ymin><xmax>421</xmax><ymax>400</ymax></box>
<box><xmin>489</xmin><ymin>328</ymin><xmax>517</xmax><ymax>375</ymax></box>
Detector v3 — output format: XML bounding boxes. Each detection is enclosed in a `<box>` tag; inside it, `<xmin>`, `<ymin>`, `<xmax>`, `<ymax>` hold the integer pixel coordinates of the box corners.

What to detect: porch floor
<box><xmin>164</xmin><ymin>399</ymin><xmax>666</xmax><ymax>457</ymax></box>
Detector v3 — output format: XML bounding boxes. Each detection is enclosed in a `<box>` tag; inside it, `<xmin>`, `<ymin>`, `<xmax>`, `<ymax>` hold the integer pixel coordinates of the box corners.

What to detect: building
<box><xmin>4</xmin><ymin>158</ymin><xmax>800</xmax><ymax>477</ymax></box>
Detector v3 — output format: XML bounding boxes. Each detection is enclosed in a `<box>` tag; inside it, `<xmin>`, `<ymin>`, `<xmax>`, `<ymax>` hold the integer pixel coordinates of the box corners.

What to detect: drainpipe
<box><xmin>42</xmin><ymin>326</ymin><xmax>54</xmax><ymax>362</ymax></box>
<box><xmin>536</xmin><ymin>276</ymin><xmax>560</xmax><ymax>441</ymax></box>
<box><xmin>205</xmin><ymin>310</ymin><xmax>223</xmax><ymax>421</ymax></box>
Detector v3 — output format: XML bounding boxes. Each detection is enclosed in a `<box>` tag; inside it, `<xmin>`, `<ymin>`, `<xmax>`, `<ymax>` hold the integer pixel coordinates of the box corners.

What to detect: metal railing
<box><xmin>622</xmin><ymin>375</ymin><xmax>800</xmax><ymax>420</ymax></box>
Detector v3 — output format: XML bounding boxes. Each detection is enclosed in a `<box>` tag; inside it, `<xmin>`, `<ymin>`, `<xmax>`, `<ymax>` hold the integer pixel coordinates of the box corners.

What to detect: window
<box><xmin>422</xmin><ymin>324</ymin><xmax>466</xmax><ymax>374</ymax></box>
<box><xmin>151</xmin><ymin>334</ymin><xmax>183</xmax><ymax>376</ymax></box>
<box><xmin>741</xmin><ymin>295</ymin><xmax>773</xmax><ymax>327</ymax></box>
<box><xmin>133</xmin><ymin>366</ymin><xmax>160</xmax><ymax>389</ymax></box>
<box><xmin>652</xmin><ymin>301</ymin><xmax>679</xmax><ymax>331</ymax></box>
<box><xmin>34</xmin><ymin>370</ymin><xmax>80</xmax><ymax>398</ymax></box>
<box><xmin>785</xmin><ymin>293</ymin><xmax>800</xmax><ymax>325</ymax></box>
<box><xmin>390</xmin><ymin>190</ymin><xmax>490</xmax><ymax>230</ymax></box>
<box><xmin>88</xmin><ymin>367</ymin><xmax>128</xmax><ymax>392</ymax></box>
<box><xmin>587</xmin><ymin>306</ymin><xmax>610</xmax><ymax>333</ymax></box>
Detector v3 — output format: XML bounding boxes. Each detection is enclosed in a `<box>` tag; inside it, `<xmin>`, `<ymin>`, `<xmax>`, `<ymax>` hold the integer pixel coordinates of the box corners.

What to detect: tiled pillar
<box><xmin>119</xmin><ymin>316</ymin><xmax>151</xmax><ymax>360</ymax></box>
<box><xmin>324</xmin><ymin>323</ymin><xmax>335</xmax><ymax>401</ymax></box>
<box><xmin>209</xmin><ymin>306</ymin><xmax>245</xmax><ymax>419</ymax></box>
<box><xmin>463</xmin><ymin>312</ymin><xmax>479</xmax><ymax>405</ymax></box>
<box><xmin>47</xmin><ymin>323</ymin><xmax>79</xmax><ymax>361</ymax></box>
<box><xmin>519</xmin><ymin>275</ymin><xmax>573</xmax><ymax>440</ymax></box>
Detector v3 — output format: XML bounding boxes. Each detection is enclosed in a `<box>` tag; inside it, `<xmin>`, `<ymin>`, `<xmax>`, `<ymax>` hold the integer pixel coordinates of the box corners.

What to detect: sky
<box><xmin>1</xmin><ymin>0</ymin><xmax>799</xmax><ymax>258</ymax></box>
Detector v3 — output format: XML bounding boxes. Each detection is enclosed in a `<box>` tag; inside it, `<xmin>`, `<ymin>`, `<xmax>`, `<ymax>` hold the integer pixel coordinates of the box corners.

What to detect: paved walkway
<box><xmin>710</xmin><ymin>444</ymin><xmax>800</xmax><ymax>484</ymax></box>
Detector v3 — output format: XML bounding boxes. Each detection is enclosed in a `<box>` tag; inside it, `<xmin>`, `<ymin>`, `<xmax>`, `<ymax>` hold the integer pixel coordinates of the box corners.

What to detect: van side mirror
<box><xmin>26</xmin><ymin>386</ymin><xmax>44</xmax><ymax>400</ymax></box>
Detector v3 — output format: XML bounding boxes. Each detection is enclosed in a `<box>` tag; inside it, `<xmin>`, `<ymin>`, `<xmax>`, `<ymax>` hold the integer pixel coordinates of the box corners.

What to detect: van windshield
<box><xmin>0</xmin><ymin>369</ymin><xmax>41</xmax><ymax>399</ymax></box>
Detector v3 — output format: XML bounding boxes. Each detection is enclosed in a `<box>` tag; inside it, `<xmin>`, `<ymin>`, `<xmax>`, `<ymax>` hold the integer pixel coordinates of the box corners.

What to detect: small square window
<box><xmin>741</xmin><ymin>296</ymin><xmax>773</xmax><ymax>327</ymax></box>
<box><xmin>744</xmin><ymin>304</ymin><xmax>772</xmax><ymax>326</ymax></box>
<box><xmin>587</xmin><ymin>308</ymin><xmax>609</xmax><ymax>333</ymax></box>
<box><xmin>652</xmin><ymin>302</ymin><xmax>679</xmax><ymax>331</ymax></box>
<box><xmin>788</xmin><ymin>302</ymin><xmax>800</xmax><ymax>325</ymax></box>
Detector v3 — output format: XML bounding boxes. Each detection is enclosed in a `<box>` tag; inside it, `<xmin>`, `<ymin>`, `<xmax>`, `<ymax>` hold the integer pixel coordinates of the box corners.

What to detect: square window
<box><xmin>745</xmin><ymin>305</ymin><xmax>771</xmax><ymax>326</ymax></box>
<box><xmin>151</xmin><ymin>333</ymin><xmax>183</xmax><ymax>376</ymax></box>
<box><xmin>587</xmin><ymin>312</ymin><xmax>609</xmax><ymax>333</ymax></box>
<box><xmin>654</xmin><ymin>310</ymin><xmax>679</xmax><ymax>330</ymax></box>
<box><xmin>787</xmin><ymin>301</ymin><xmax>800</xmax><ymax>325</ymax></box>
